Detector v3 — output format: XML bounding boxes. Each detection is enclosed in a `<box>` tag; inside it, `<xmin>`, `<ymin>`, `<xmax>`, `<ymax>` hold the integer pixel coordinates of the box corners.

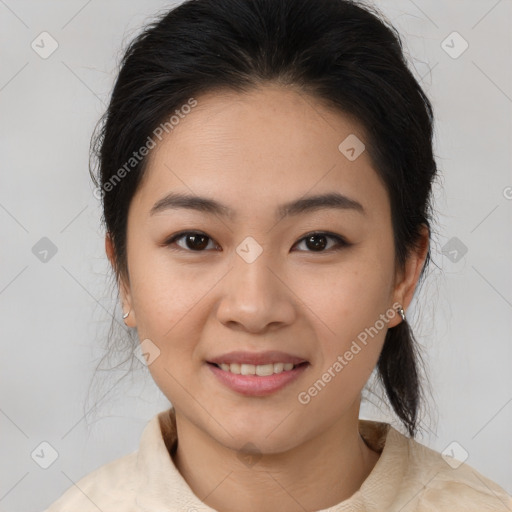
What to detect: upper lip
<box><xmin>207</xmin><ymin>350</ymin><xmax>308</xmax><ymax>366</ymax></box>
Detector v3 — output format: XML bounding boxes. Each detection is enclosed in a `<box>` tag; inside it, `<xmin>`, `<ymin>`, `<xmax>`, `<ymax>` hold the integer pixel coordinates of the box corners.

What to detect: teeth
<box><xmin>274</xmin><ymin>363</ymin><xmax>284</xmax><ymax>373</ymax></box>
<box><xmin>256</xmin><ymin>364</ymin><xmax>274</xmax><ymax>376</ymax></box>
<box><xmin>218</xmin><ymin>362</ymin><xmax>297</xmax><ymax>375</ymax></box>
<box><xmin>229</xmin><ymin>363</ymin><xmax>241</xmax><ymax>374</ymax></box>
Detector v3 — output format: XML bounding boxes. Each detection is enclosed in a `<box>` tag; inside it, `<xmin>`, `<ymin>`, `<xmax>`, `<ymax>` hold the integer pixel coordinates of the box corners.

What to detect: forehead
<box><xmin>133</xmin><ymin>85</ymin><xmax>389</xmax><ymax>220</ymax></box>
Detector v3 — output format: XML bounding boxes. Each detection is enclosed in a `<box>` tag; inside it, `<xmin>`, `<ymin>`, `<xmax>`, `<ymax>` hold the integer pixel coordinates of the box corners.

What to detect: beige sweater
<box><xmin>45</xmin><ymin>407</ymin><xmax>512</xmax><ymax>511</ymax></box>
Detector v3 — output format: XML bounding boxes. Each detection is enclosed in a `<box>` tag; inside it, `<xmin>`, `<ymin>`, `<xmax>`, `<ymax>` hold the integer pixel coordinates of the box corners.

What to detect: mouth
<box><xmin>206</xmin><ymin>360</ymin><xmax>310</xmax><ymax>396</ymax></box>
<box><xmin>207</xmin><ymin>361</ymin><xmax>309</xmax><ymax>376</ymax></box>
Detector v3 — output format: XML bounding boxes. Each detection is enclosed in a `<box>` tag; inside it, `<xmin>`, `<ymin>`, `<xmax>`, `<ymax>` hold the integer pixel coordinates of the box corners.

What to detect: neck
<box><xmin>172</xmin><ymin>404</ymin><xmax>380</xmax><ymax>512</ymax></box>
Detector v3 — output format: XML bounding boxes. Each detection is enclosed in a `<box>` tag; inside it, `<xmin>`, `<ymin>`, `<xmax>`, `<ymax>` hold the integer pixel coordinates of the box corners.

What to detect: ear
<box><xmin>387</xmin><ymin>224</ymin><xmax>430</xmax><ymax>328</ymax></box>
<box><xmin>105</xmin><ymin>233</ymin><xmax>136</xmax><ymax>327</ymax></box>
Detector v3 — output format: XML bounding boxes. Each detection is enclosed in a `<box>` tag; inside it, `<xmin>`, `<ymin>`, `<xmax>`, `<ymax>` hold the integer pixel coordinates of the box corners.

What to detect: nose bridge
<box><xmin>216</xmin><ymin>238</ymin><xmax>295</xmax><ymax>330</ymax></box>
<box><xmin>231</xmin><ymin>239</ymin><xmax>278</xmax><ymax>300</ymax></box>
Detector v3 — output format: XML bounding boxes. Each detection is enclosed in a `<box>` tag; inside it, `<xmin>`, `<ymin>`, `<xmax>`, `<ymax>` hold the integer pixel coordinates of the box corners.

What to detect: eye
<box><xmin>293</xmin><ymin>232</ymin><xmax>348</xmax><ymax>252</ymax></box>
<box><xmin>163</xmin><ymin>230</ymin><xmax>349</xmax><ymax>253</ymax></box>
<box><xmin>164</xmin><ymin>231</ymin><xmax>219</xmax><ymax>252</ymax></box>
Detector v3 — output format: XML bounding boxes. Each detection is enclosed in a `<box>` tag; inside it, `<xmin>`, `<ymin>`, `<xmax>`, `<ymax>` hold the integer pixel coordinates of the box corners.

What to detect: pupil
<box><xmin>307</xmin><ymin>234</ymin><xmax>326</xmax><ymax>251</ymax></box>
<box><xmin>187</xmin><ymin>234</ymin><xmax>208</xmax><ymax>250</ymax></box>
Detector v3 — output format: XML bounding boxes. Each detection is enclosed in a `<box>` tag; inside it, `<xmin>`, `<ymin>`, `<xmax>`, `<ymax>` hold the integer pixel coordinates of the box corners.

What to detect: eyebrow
<box><xmin>150</xmin><ymin>191</ymin><xmax>366</xmax><ymax>219</ymax></box>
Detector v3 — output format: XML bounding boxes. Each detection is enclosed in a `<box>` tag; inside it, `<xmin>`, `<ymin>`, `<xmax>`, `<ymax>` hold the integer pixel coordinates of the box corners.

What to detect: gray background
<box><xmin>1</xmin><ymin>0</ymin><xmax>511</xmax><ymax>510</ymax></box>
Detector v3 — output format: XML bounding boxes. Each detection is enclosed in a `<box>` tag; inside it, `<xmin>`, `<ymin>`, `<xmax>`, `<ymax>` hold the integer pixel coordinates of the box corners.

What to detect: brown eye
<box><xmin>305</xmin><ymin>234</ymin><xmax>328</xmax><ymax>251</ymax></box>
<box><xmin>184</xmin><ymin>233</ymin><xmax>210</xmax><ymax>250</ymax></box>
<box><xmin>165</xmin><ymin>231</ymin><xmax>217</xmax><ymax>251</ymax></box>
<box><xmin>294</xmin><ymin>232</ymin><xmax>348</xmax><ymax>252</ymax></box>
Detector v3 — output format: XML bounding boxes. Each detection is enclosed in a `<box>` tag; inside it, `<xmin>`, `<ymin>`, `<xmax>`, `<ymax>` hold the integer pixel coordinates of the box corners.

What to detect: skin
<box><xmin>106</xmin><ymin>84</ymin><xmax>429</xmax><ymax>512</ymax></box>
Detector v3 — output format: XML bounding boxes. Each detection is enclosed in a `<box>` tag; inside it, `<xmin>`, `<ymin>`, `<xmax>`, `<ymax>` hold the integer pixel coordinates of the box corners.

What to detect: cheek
<box><xmin>298</xmin><ymin>254</ymin><xmax>394</xmax><ymax>334</ymax></box>
<box><xmin>292</xmin><ymin>246</ymin><xmax>394</xmax><ymax>375</ymax></box>
<box><xmin>294</xmin><ymin>269</ymin><xmax>390</xmax><ymax>418</ymax></box>
<box><xmin>127</xmin><ymin>242</ymin><xmax>211</xmax><ymax>335</ymax></box>
<box><xmin>122</xmin><ymin>232</ymin><xmax>215</xmax><ymax>403</ymax></box>
<box><xmin>128</xmin><ymin>261</ymin><xmax>207</xmax><ymax>398</ymax></box>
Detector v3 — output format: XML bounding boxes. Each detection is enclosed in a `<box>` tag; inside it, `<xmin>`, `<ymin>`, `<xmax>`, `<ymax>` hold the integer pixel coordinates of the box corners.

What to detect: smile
<box><xmin>207</xmin><ymin>361</ymin><xmax>310</xmax><ymax>396</ymax></box>
<box><xmin>213</xmin><ymin>362</ymin><xmax>299</xmax><ymax>376</ymax></box>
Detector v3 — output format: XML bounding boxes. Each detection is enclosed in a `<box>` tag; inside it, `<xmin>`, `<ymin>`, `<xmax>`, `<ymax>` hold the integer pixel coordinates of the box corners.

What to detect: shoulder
<box><xmin>387</xmin><ymin>427</ymin><xmax>512</xmax><ymax>511</ymax></box>
<box><xmin>43</xmin><ymin>451</ymin><xmax>139</xmax><ymax>511</ymax></box>
<box><xmin>43</xmin><ymin>410</ymin><xmax>176</xmax><ymax>511</ymax></box>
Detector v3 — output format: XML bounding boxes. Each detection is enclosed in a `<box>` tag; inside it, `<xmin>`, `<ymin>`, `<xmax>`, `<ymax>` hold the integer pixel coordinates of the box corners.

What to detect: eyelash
<box><xmin>163</xmin><ymin>231</ymin><xmax>349</xmax><ymax>253</ymax></box>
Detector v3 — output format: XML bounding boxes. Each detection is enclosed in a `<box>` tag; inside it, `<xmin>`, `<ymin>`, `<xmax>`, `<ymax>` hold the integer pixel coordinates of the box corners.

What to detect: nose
<box><xmin>215</xmin><ymin>247</ymin><xmax>296</xmax><ymax>334</ymax></box>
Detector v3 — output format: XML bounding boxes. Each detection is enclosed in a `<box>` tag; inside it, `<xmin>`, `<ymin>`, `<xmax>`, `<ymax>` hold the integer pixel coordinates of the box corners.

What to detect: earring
<box><xmin>122</xmin><ymin>309</ymin><xmax>130</xmax><ymax>319</ymax></box>
<box><xmin>398</xmin><ymin>305</ymin><xmax>406</xmax><ymax>322</ymax></box>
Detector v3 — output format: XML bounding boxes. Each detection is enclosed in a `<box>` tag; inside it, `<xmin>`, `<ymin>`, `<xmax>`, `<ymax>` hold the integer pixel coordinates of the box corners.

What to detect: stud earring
<box><xmin>122</xmin><ymin>309</ymin><xmax>130</xmax><ymax>319</ymax></box>
<box><xmin>398</xmin><ymin>305</ymin><xmax>406</xmax><ymax>322</ymax></box>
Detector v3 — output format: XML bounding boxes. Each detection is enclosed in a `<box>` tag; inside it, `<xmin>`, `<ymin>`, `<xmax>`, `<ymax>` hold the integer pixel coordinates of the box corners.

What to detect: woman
<box><xmin>45</xmin><ymin>0</ymin><xmax>512</xmax><ymax>510</ymax></box>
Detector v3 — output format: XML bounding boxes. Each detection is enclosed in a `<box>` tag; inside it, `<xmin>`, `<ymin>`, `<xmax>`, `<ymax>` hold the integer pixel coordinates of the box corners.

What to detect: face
<box><xmin>109</xmin><ymin>84</ymin><xmax>427</xmax><ymax>454</ymax></box>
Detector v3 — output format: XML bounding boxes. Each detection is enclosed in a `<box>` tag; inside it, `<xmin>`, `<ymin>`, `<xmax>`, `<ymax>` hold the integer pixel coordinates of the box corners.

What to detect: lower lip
<box><xmin>207</xmin><ymin>363</ymin><xmax>309</xmax><ymax>397</ymax></box>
